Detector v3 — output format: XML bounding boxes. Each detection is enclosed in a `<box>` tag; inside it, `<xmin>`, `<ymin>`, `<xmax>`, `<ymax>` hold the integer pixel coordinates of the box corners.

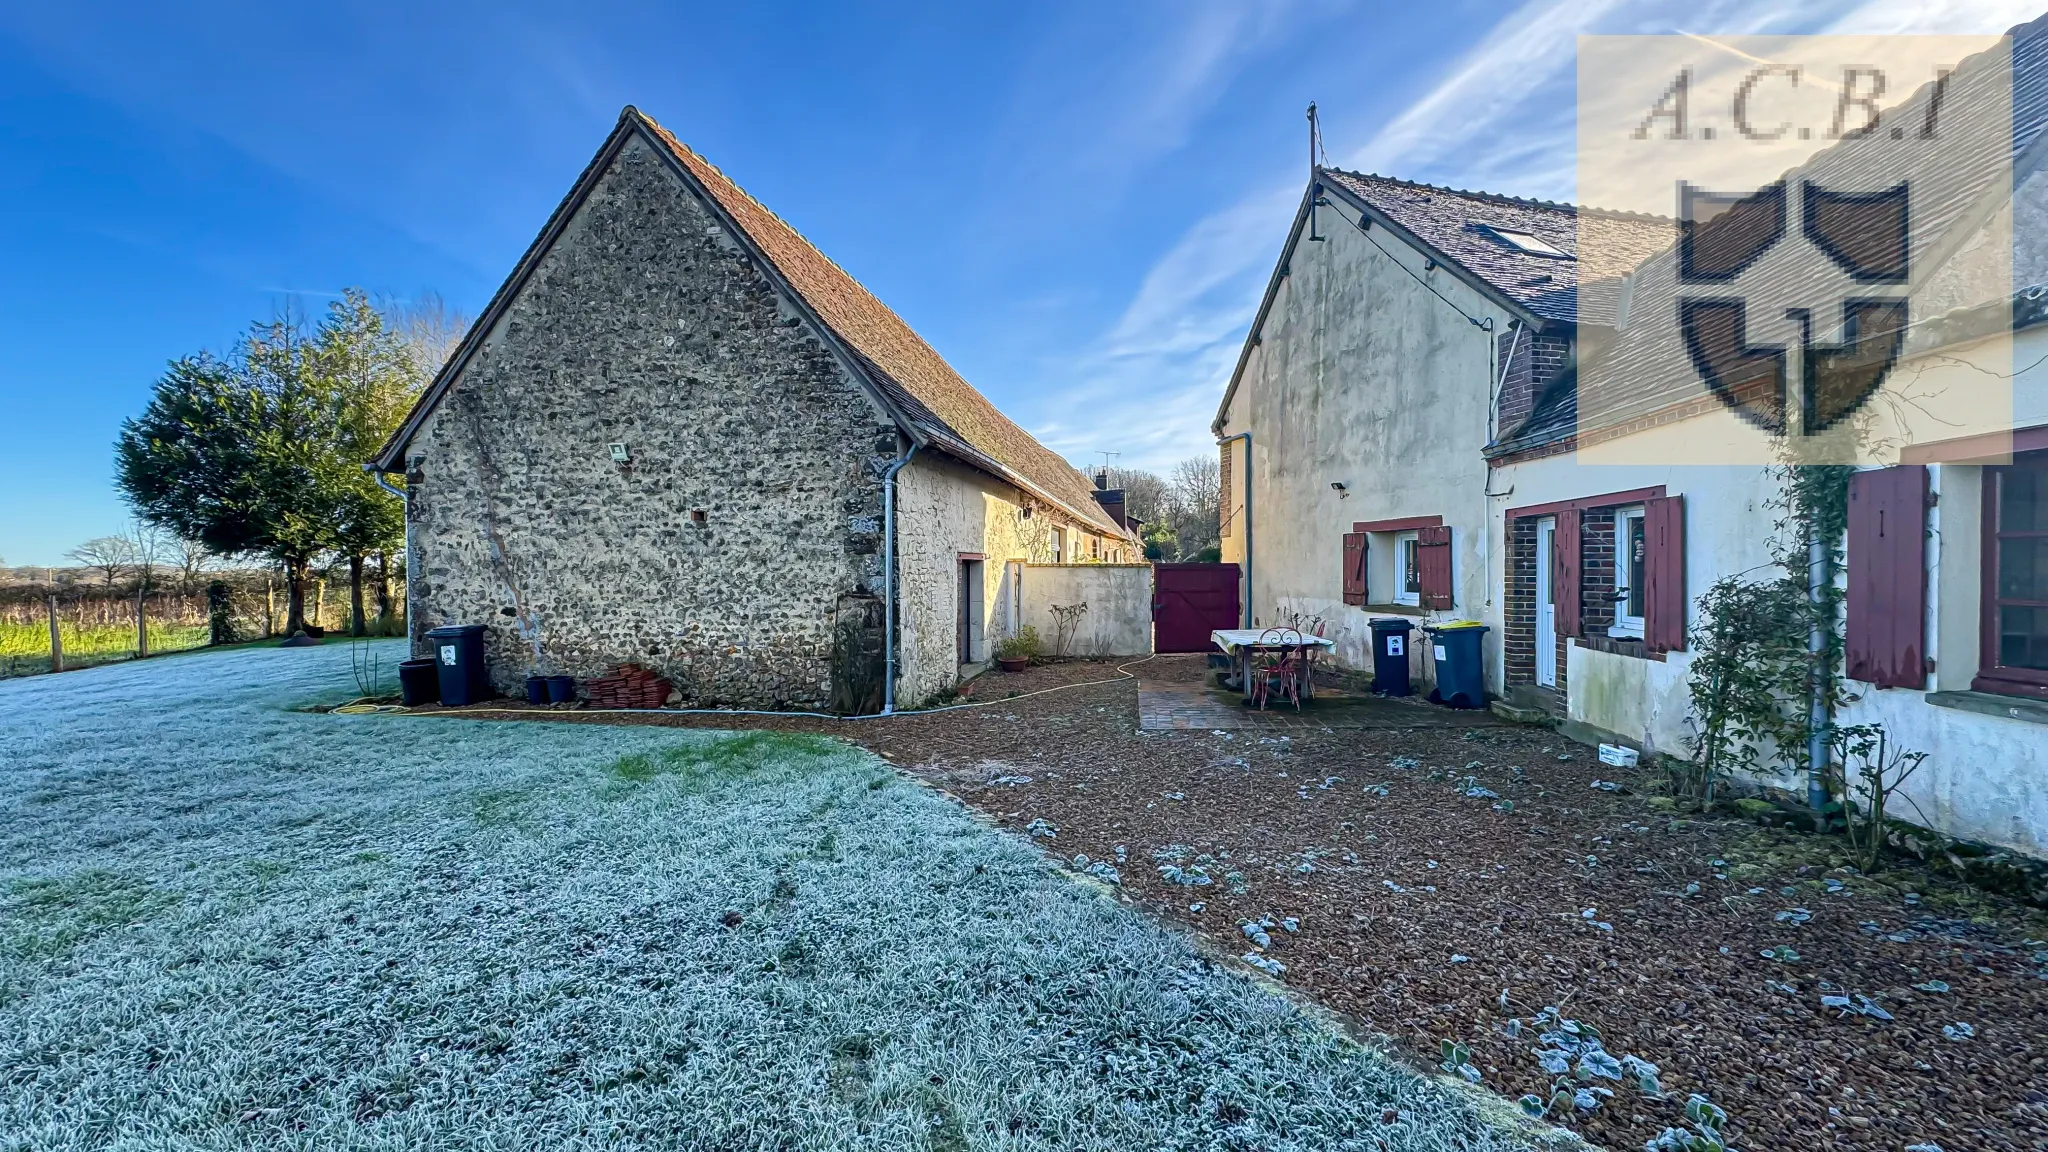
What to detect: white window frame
<box><xmin>1481</xmin><ymin>225</ymin><xmax>1574</xmax><ymax>259</ymax></box>
<box><xmin>1050</xmin><ymin>527</ymin><xmax>1066</xmax><ymax>564</ymax></box>
<box><xmin>1610</xmin><ymin>506</ymin><xmax>1646</xmax><ymax>639</ymax></box>
<box><xmin>1392</xmin><ymin>530</ymin><xmax>1421</xmax><ymax>606</ymax></box>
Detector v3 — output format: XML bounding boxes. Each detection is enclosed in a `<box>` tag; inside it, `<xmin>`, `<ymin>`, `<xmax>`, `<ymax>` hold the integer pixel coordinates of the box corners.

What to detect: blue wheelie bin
<box><xmin>1424</xmin><ymin>622</ymin><xmax>1489</xmax><ymax>710</ymax></box>
<box><xmin>1369</xmin><ymin>618</ymin><xmax>1414</xmax><ymax>696</ymax></box>
<box><xmin>426</xmin><ymin>624</ymin><xmax>492</xmax><ymax>706</ymax></box>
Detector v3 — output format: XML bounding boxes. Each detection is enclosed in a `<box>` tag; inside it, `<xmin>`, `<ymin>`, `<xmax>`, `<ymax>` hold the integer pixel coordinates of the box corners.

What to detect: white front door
<box><xmin>1535</xmin><ymin>517</ymin><xmax>1558</xmax><ymax>688</ymax></box>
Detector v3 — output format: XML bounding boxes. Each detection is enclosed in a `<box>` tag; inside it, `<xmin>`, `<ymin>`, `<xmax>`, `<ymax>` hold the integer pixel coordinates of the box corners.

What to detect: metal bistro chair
<box><xmin>1249</xmin><ymin>627</ymin><xmax>1307</xmax><ymax>711</ymax></box>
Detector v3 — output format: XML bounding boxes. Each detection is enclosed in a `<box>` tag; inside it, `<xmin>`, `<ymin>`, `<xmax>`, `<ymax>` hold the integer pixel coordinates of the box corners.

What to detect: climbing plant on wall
<box><xmin>1683</xmin><ymin>461</ymin><xmax>1854</xmax><ymax>805</ymax></box>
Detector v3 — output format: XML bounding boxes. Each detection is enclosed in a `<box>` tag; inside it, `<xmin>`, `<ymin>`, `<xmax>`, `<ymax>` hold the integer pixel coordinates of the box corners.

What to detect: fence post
<box><xmin>47</xmin><ymin>596</ymin><xmax>63</xmax><ymax>673</ymax></box>
<box><xmin>135</xmin><ymin>587</ymin><xmax>149</xmax><ymax>659</ymax></box>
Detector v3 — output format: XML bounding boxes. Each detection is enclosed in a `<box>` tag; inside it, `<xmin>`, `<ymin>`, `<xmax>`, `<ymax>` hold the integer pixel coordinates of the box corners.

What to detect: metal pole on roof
<box><xmin>1306</xmin><ymin>103</ymin><xmax>1323</xmax><ymax>243</ymax></box>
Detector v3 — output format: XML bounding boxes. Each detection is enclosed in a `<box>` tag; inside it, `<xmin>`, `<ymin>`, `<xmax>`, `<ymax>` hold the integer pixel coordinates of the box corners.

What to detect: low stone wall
<box><xmin>1020</xmin><ymin>564</ymin><xmax>1153</xmax><ymax>658</ymax></box>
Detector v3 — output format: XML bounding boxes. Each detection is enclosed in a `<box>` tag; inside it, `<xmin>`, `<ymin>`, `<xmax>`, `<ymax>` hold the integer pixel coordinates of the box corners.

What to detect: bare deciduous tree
<box><xmin>168</xmin><ymin>536</ymin><xmax>215</xmax><ymax>595</ymax></box>
<box><xmin>68</xmin><ymin>536</ymin><xmax>138</xmax><ymax>589</ymax></box>
<box><xmin>1091</xmin><ymin>456</ymin><xmax>1221</xmax><ymax>561</ymax></box>
<box><xmin>379</xmin><ymin>291</ymin><xmax>471</xmax><ymax>377</ymax></box>
<box><xmin>1167</xmin><ymin>455</ymin><xmax>1221</xmax><ymax>560</ymax></box>
<box><xmin>127</xmin><ymin>520</ymin><xmax>167</xmax><ymax>593</ymax></box>
<box><xmin>1100</xmin><ymin>467</ymin><xmax>1170</xmax><ymax>527</ymax></box>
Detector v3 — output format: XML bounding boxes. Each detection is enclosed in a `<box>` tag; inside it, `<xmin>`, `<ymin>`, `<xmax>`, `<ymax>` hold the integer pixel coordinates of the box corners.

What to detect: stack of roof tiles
<box><xmin>583</xmin><ymin>665</ymin><xmax>671</xmax><ymax>709</ymax></box>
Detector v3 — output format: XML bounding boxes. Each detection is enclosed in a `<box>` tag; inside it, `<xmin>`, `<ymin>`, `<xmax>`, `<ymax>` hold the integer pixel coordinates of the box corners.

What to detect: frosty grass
<box><xmin>0</xmin><ymin>642</ymin><xmax>1532</xmax><ymax>1151</ymax></box>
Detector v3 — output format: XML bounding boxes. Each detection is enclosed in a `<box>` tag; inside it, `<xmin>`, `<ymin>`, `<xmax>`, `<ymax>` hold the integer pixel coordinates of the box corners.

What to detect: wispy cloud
<box><xmin>1039</xmin><ymin>0</ymin><xmax>2045</xmax><ymax>473</ymax></box>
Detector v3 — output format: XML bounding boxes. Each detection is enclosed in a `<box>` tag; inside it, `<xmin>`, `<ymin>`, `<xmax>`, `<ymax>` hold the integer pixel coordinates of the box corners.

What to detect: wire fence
<box><xmin>0</xmin><ymin>574</ymin><xmax>405</xmax><ymax>679</ymax></box>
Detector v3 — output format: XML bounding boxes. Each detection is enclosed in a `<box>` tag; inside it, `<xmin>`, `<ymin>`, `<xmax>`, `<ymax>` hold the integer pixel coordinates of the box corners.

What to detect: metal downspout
<box><xmin>1489</xmin><ymin>321</ymin><xmax>1523</xmax><ymax>443</ymax></box>
<box><xmin>364</xmin><ymin>464</ymin><xmax>407</xmax><ymax>504</ymax></box>
<box><xmin>364</xmin><ymin>464</ymin><xmax>411</xmax><ymax>644</ymax></box>
<box><xmin>881</xmin><ymin>442</ymin><xmax>919</xmax><ymax>715</ymax></box>
<box><xmin>1219</xmin><ymin>432</ymin><xmax>1253</xmax><ymax>628</ymax></box>
<box><xmin>1807</xmin><ymin>527</ymin><xmax>1832</xmax><ymax>812</ymax></box>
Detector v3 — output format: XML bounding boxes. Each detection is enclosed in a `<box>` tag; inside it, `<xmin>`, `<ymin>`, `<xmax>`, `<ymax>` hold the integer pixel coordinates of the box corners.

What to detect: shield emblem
<box><xmin>1677</xmin><ymin>180</ymin><xmax>1910</xmax><ymax>435</ymax></box>
<box><xmin>1802</xmin><ymin>182</ymin><xmax>1910</xmax><ymax>283</ymax></box>
<box><xmin>1679</xmin><ymin>182</ymin><xmax>1786</xmax><ymax>284</ymax></box>
<box><xmin>1680</xmin><ymin>298</ymin><xmax>1788</xmax><ymax>433</ymax></box>
<box><xmin>1795</xmin><ymin>298</ymin><xmax>1909</xmax><ymax>433</ymax></box>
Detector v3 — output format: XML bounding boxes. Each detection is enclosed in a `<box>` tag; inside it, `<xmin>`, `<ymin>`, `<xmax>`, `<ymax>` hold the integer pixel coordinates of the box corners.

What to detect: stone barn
<box><xmin>369</xmin><ymin>107</ymin><xmax>1141</xmax><ymax>712</ymax></box>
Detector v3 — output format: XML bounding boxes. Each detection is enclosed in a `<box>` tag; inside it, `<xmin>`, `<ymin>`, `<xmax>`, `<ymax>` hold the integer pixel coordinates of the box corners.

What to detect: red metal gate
<box><xmin>1152</xmin><ymin>563</ymin><xmax>1241</xmax><ymax>653</ymax></box>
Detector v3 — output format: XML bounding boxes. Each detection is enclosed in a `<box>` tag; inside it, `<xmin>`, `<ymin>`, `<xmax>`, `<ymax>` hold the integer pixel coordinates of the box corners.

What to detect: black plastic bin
<box><xmin>426</xmin><ymin>624</ymin><xmax>492</xmax><ymax>707</ymax></box>
<box><xmin>1369</xmin><ymin>618</ymin><xmax>1415</xmax><ymax>696</ymax></box>
<box><xmin>1424</xmin><ymin>623</ymin><xmax>1489</xmax><ymax>709</ymax></box>
<box><xmin>397</xmin><ymin>657</ymin><xmax>439</xmax><ymax>707</ymax></box>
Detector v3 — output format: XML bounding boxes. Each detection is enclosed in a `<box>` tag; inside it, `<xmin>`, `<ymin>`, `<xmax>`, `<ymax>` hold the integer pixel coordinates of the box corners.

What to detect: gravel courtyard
<box><xmin>474</xmin><ymin>656</ymin><xmax>2048</xmax><ymax>1152</ymax></box>
<box><xmin>0</xmin><ymin>644</ymin><xmax>1537</xmax><ymax>1152</ymax></box>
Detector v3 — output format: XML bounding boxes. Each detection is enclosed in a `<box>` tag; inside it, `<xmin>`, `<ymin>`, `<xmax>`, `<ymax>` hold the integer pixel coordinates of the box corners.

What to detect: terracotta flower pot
<box><xmin>998</xmin><ymin>656</ymin><xmax>1030</xmax><ymax>672</ymax></box>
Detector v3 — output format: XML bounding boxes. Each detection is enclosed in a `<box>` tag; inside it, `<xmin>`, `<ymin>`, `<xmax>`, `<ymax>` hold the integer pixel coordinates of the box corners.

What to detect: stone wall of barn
<box><xmin>403</xmin><ymin>135</ymin><xmax>900</xmax><ymax>707</ymax></box>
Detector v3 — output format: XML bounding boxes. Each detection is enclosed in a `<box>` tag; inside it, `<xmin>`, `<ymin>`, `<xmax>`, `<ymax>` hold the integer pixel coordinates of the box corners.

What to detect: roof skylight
<box><xmin>1482</xmin><ymin>226</ymin><xmax>1573</xmax><ymax>259</ymax></box>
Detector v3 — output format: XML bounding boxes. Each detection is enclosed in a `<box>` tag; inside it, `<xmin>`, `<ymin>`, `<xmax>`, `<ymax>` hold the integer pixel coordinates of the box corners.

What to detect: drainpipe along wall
<box><xmin>365</xmin><ymin>464</ymin><xmax>414</xmax><ymax>648</ymax></box>
<box><xmin>1218</xmin><ymin>431</ymin><xmax>1253</xmax><ymax>627</ymax></box>
<box><xmin>881</xmin><ymin>441</ymin><xmax>919</xmax><ymax>714</ymax></box>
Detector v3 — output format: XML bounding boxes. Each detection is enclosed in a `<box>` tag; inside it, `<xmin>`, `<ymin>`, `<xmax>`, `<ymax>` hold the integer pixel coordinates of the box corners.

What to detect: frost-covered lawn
<box><xmin>0</xmin><ymin>644</ymin><xmax>1535</xmax><ymax>1151</ymax></box>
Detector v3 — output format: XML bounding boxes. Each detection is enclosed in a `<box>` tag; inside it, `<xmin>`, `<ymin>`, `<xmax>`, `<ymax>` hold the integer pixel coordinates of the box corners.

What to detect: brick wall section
<box><xmin>1503</xmin><ymin>515</ymin><xmax>1539</xmax><ymax>686</ymax></box>
<box><xmin>1493</xmin><ymin>329</ymin><xmax>1574</xmax><ymax>436</ymax></box>
<box><xmin>1502</xmin><ymin>509</ymin><xmax>1616</xmax><ymax>694</ymax></box>
<box><xmin>1581</xmin><ymin>511</ymin><xmax>1618</xmax><ymax>636</ymax></box>
<box><xmin>405</xmin><ymin>137</ymin><xmax>898</xmax><ymax>707</ymax></box>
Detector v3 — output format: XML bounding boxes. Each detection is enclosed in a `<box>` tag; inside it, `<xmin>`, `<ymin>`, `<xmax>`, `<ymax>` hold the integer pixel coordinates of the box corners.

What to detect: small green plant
<box><xmin>1511</xmin><ymin>1006</ymin><xmax>1669</xmax><ymax>1126</ymax></box>
<box><xmin>996</xmin><ymin>625</ymin><xmax>1043</xmax><ymax>661</ymax></box>
<box><xmin>1645</xmin><ymin>1095</ymin><xmax>1732</xmax><ymax>1151</ymax></box>
<box><xmin>1439</xmin><ymin>1039</ymin><xmax>1481</xmax><ymax>1083</ymax></box>
<box><xmin>1827</xmin><ymin>722</ymin><xmax>1930</xmax><ymax>873</ymax></box>
<box><xmin>206</xmin><ymin>580</ymin><xmax>240</xmax><ymax>645</ymax></box>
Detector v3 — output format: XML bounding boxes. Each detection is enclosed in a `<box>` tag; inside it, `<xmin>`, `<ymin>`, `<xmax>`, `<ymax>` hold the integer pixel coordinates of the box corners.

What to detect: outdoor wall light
<box><xmin>609</xmin><ymin>442</ymin><xmax>631</xmax><ymax>464</ymax></box>
<box><xmin>1330</xmin><ymin>482</ymin><xmax>1349</xmax><ymax>498</ymax></box>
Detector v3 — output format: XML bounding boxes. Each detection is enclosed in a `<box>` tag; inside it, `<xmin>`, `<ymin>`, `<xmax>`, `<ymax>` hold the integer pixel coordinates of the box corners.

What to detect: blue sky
<box><xmin>1</xmin><ymin>0</ymin><xmax>2038</xmax><ymax>566</ymax></box>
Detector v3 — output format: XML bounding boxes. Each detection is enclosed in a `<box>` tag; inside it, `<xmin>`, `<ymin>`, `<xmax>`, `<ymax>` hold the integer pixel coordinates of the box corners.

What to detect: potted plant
<box><xmin>996</xmin><ymin>626</ymin><xmax>1042</xmax><ymax>672</ymax></box>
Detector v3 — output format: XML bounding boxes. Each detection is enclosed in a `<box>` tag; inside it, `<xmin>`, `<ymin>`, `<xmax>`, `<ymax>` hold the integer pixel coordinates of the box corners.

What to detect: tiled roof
<box><xmin>1317</xmin><ymin>170</ymin><xmax>1672</xmax><ymax>326</ymax></box>
<box><xmin>1497</xmin><ymin>14</ymin><xmax>2048</xmax><ymax>453</ymax></box>
<box><xmin>635</xmin><ymin>113</ymin><xmax>1131</xmax><ymax>540</ymax></box>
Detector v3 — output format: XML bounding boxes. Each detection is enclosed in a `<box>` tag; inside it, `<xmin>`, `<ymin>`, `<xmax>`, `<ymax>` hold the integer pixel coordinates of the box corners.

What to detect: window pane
<box><xmin>1626</xmin><ymin>515</ymin><xmax>1647</xmax><ymax>618</ymax></box>
<box><xmin>1999</xmin><ymin>468</ymin><xmax>2048</xmax><ymax>532</ymax></box>
<box><xmin>1402</xmin><ymin>541</ymin><xmax>1419</xmax><ymax>594</ymax></box>
<box><xmin>1997</xmin><ymin>605</ymin><xmax>2048</xmax><ymax>669</ymax></box>
<box><xmin>1998</xmin><ymin>537</ymin><xmax>2048</xmax><ymax>601</ymax></box>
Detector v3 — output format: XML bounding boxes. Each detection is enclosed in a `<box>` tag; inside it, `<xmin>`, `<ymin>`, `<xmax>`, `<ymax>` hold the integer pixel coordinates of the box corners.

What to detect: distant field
<box><xmin>0</xmin><ymin>622</ymin><xmax>208</xmax><ymax>678</ymax></box>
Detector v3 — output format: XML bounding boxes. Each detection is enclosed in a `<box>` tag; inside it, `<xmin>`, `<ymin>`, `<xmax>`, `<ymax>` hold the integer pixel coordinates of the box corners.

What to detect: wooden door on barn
<box><xmin>1152</xmin><ymin>563</ymin><xmax>1241</xmax><ymax>653</ymax></box>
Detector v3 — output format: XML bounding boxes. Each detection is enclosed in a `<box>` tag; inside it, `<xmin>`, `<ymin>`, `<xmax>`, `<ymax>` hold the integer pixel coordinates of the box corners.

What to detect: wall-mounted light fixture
<box><xmin>609</xmin><ymin>442</ymin><xmax>631</xmax><ymax>464</ymax></box>
<box><xmin>1330</xmin><ymin>481</ymin><xmax>1349</xmax><ymax>499</ymax></box>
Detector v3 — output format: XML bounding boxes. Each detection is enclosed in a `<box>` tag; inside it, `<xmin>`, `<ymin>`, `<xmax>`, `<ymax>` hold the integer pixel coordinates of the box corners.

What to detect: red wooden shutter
<box><xmin>1643</xmin><ymin>495</ymin><xmax>1687</xmax><ymax>653</ymax></box>
<box><xmin>1417</xmin><ymin>525</ymin><xmax>1453</xmax><ymax>609</ymax></box>
<box><xmin>1555</xmin><ymin>509</ymin><xmax>1582</xmax><ymax>637</ymax></box>
<box><xmin>1341</xmin><ymin>532</ymin><xmax>1367</xmax><ymax>605</ymax></box>
<box><xmin>1846</xmin><ymin>465</ymin><xmax>1929</xmax><ymax>688</ymax></box>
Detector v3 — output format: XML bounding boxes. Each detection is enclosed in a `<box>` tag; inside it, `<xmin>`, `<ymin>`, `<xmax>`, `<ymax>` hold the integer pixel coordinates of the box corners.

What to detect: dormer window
<box><xmin>1481</xmin><ymin>226</ymin><xmax>1574</xmax><ymax>259</ymax></box>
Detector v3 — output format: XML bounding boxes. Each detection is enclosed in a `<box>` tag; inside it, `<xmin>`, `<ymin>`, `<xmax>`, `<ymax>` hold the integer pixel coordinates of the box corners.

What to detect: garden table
<box><xmin>1210</xmin><ymin>628</ymin><xmax>1336</xmax><ymax>705</ymax></box>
